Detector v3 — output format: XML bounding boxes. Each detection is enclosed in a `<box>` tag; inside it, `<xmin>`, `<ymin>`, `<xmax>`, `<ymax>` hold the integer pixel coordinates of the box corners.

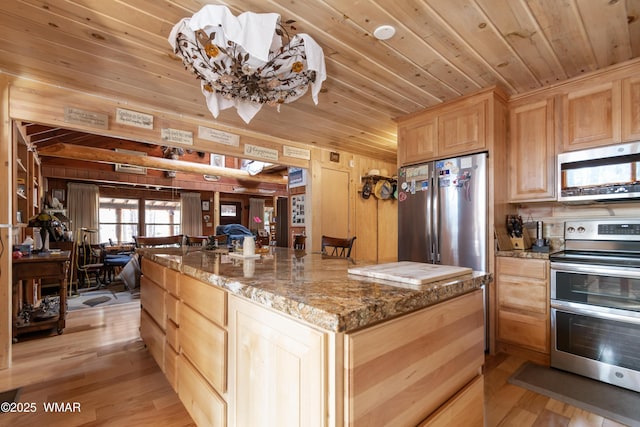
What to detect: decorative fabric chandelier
<box><xmin>169</xmin><ymin>5</ymin><xmax>326</xmax><ymax>124</ymax></box>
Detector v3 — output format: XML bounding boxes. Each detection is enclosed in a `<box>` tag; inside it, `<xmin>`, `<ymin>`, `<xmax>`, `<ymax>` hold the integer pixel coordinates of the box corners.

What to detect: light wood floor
<box><xmin>1</xmin><ymin>303</ymin><xmax>630</xmax><ymax>426</ymax></box>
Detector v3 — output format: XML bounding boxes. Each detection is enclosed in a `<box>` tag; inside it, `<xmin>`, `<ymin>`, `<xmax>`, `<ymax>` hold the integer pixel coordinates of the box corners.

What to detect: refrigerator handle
<box><xmin>431</xmin><ymin>172</ymin><xmax>439</xmax><ymax>264</ymax></box>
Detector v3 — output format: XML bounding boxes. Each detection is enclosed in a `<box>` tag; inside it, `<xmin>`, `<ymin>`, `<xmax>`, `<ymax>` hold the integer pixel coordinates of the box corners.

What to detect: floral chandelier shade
<box><xmin>169</xmin><ymin>5</ymin><xmax>327</xmax><ymax>124</ymax></box>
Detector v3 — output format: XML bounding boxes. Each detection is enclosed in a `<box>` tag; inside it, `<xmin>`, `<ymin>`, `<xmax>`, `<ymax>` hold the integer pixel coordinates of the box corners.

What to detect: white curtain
<box><xmin>67</xmin><ymin>183</ymin><xmax>100</xmax><ymax>243</ymax></box>
<box><xmin>181</xmin><ymin>192</ymin><xmax>203</xmax><ymax>237</ymax></box>
<box><xmin>248</xmin><ymin>198</ymin><xmax>264</xmax><ymax>233</ymax></box>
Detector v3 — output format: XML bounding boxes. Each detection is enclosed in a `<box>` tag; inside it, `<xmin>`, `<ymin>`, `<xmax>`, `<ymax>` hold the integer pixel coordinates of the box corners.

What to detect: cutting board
<box><xmin>348</xmin><ymin>261</ymin><xmax>472</xmax><ymax>285</ymax></box>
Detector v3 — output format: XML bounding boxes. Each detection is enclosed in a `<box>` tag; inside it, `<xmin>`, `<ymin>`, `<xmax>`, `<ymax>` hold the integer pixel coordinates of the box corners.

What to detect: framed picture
<box><xmin>210</xmin><ymin>154</ymin><xmax>225</xmax><ymax>168</ymax></box>
<box><xmin>202</xmin><ymin>200</ymin><xmax>210</xmax><ymax>211</ymax></box>
<box><xmin>52</xmin><ymin>189</ymin><xmax>65</xmax><ymax>201</ymax></box>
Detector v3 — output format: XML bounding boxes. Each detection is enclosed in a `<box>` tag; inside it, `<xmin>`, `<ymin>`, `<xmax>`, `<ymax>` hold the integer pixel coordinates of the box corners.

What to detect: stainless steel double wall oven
<box><xmin>550</xmin><ymin>219</ymin><xmax>640</xmax><ymax>392</ymax></box>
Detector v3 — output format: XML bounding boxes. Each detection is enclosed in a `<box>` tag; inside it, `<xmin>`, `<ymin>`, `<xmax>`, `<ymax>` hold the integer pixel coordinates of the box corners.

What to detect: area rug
<box><xmin>508</xmin><ymin>361</ymin><xmax>640</xmax><ymax>426</ymax></box>
<box><xmin>67</xmin><ymin>289</ymin><xmax>139</xmax><ymax>311</ymax></box>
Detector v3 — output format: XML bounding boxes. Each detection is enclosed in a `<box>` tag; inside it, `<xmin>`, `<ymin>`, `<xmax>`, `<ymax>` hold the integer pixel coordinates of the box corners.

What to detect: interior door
<box><xmin>321</xmin><ymin>168</ymin><xmax>349</xmax><ymax>244</ymax></box>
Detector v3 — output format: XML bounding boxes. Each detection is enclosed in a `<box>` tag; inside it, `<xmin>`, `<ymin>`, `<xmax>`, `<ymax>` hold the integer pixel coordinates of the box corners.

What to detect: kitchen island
<box><xmin>138</xmin><ymin>247</ymin><xmax>491</xmax><ymax>427</ymax></box>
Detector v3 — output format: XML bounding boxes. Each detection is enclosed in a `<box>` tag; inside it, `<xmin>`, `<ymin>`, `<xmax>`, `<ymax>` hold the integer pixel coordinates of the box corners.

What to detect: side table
<box><xmin>12</xmin><ymin>251</ymin><xmax>70</xmax><ymax>342</ymax></box>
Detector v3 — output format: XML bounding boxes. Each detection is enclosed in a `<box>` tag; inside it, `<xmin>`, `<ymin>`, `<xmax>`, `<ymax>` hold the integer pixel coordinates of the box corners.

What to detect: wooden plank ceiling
<box><xmin>1</xmin><ymin>0</ymin><xmax>639</xmax><ymax>165</ymax></box>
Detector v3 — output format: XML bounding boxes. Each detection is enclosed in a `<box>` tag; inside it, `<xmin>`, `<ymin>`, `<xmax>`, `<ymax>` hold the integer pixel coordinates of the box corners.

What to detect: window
<box><xmin>144</xmin><ymin>200</ymin><xmax>181</xmax><ymax>236</ymax></box>
<box><xmin>99</xmin><ymin>197</ymin><xmax>139</xmax><ymax>243</ymax></box>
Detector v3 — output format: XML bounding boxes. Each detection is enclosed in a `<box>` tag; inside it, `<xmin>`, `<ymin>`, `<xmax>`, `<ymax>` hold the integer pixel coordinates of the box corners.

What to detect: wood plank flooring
<box><xmin>0</xmin><ymin>303</ymin><xmax>631</xmax><ymax>426</ymax></box>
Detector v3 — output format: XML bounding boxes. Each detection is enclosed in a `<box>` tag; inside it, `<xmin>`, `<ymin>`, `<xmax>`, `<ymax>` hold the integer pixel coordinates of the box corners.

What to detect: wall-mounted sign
<box><xmin>283</xmin><ymin>146</ymin><xmax>311</xmax><ymax>160</ymax></box>
<box><xmin>244</xmin><ymin>144</ymin><xmax>279</xmax><ymax>162</ymax></box>
<box><xmin>198</xmin><ymin>126</ymin><xmax>240</xmax><ymax>147</ymax></box>
<box><xmin>64</xmin><ymin>106</ymin><xmax>108</xmax><ymax>129</ymax></box>
<box><xmin>115</xmin><ymin>108</ymin><xmax>154</xmax><ymax>129</ymax></box>
<box><xmin>288</xmin><ymin>168</ymin><xmax>306</xmax><ymax>188</ymax></box>
<box><xmin>114</xmin><ymin>148</ymin><xmax>147</xmax><ymax>175</ymax></box>
<box><xmin>161</xmin><ymin>128</ymin><xmax>193</xmax><ymax>145</ymax></box>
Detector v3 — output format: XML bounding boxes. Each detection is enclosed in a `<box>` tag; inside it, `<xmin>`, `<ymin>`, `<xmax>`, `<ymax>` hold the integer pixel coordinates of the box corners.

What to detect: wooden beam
<box><xmin>38</xmin><ymin>143</ymin><xmax>288</xmax><ymax>185</ymax></box>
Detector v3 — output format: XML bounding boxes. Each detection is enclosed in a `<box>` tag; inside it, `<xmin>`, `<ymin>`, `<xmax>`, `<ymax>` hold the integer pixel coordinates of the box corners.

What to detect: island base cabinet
<box><xmin>228</xmin><ymin>295</ymin><xmax>327</xmax><ymax>427</ymax></box>
<box><xmin>178</xmin><ymin>354</ymin><xmax>226</xmax><ymax>427</ymax></box>
<box><xmin>140</xmin><ymin>308</ymin><xmax>165</xmax><ymax>372</ymax></box>
<box><xmin>418</xmin><ymin>375</ymin><xmax>484</xmax><ymax>427</ymax></box>
<box><xmin>345</xmin><ymin>290</ymin><xmax>485</xmax><ymax>426</ymax></box>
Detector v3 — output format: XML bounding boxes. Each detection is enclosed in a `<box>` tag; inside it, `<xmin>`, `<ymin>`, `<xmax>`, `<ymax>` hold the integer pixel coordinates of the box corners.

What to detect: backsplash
<box><xmin>516</xmin><ymin>201</ymin><xmax>640</xmax><ymax>252</ymax></box>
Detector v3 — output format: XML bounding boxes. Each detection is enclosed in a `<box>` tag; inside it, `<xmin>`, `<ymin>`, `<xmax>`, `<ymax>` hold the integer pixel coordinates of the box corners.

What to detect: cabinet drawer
<box><xmin>498</xmin><ymin>277</ymin><xmax>547</xmax><ymax>314</ymax></box>
<box><xmin>166</xmin><ymin>319</ymin><xmax>179</xmax><ymax>352</ymax></box>
<box><xmin>140</xmin><ymin>308</ymin><xmax>165</xmax><ymax>372</ymax></box>
<box><xmin>498</xmin><ymin>257</ymin><xmax>547</xmax><ymax>280</ymax></box>
<box><xmin>180</xmin><ymin>303</ymin><xmax>227</xmax><ymax>393</ymax></box>
<box><xmin>419</xmin><ymin>375</ymin><xmax>484</xmax><ymax>427</ymax></box>
<box><xmin>141</xmin><ymin>257</ymin><xmax>166</xmax><ymax>289</ymax></box>
<box><xmin>180</xmin><ymin>274</ymin><xmax>227</xmax><ymax>327</ymax></box>
<box><xmin>498</xmin><ymin>310</ymin><xmax>548</xmax><ymax>353</ymax></box>
<box><xmin>140</xmin><ymin>276</ymin><xmax>166</xmax><ymax>330</ymax></box>
<box><xmin>178</xmin><ymin>355</ymin><xmax>226</xmax><ymax>427</ymax></box>
<box><xmin>166</xmin><ymin>293</ymin><xmax>180</xmax><ymax>325</ymax></box>
<box><xmin>165</xmin><ymin>267</ymin><xmax>180</xmax><ymax>296</ymax></box>
<box><xmin>165</xmin><ymin>345</ymin><xmax>179</xmax><ymax>392</ymax></box>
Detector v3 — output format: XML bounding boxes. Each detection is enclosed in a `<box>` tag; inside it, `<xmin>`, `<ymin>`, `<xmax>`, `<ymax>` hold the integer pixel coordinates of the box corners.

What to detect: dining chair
<box><xmin>186</xmin><ymin>235</ymin><xmax>209</xmax><ymax>246</ymax></box>
<box><xmin>321</xmin><ymin>235</ymin><xmax>356</xmax><ymax>260</ymax></box>
<box><xmin>134</xmin><ymin>235</ymin><xmax>184</xmax><ymax>248</ymax></box>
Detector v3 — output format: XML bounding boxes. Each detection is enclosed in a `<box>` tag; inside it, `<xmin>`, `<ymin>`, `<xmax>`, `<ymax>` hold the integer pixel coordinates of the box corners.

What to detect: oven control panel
<box><xmin>565</xmin><ymin>220</ymin><xmax>640</xmax><ymax>241</ymax></box>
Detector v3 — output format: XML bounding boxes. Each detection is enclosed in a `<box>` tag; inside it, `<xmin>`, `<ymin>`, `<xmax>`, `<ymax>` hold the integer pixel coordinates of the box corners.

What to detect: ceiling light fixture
<box><xmin>169</xmin><ymin>5</ymin><xmax>327</xmax><ymax>124</ymax></box>
<box><xmin>373</xmin><ymin>25</ymin><xmax>396</xmax><ymax>40</ymax></box>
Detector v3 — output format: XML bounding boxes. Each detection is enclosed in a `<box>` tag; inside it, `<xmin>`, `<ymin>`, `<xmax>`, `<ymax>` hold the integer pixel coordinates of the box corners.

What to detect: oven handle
<box><xmin>551</xmin><ymin>300</ymin><xmax>640</xmax><ymax>324</ymax></box>
<box><xmin>550</xmin><ymin>261</ymin><xmax>640</xmax><ymax>279</ymax></box>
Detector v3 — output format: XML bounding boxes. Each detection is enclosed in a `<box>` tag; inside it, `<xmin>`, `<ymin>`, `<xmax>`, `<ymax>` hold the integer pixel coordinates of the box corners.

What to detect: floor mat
<box><xmin>508</xmin><ymin>361</ymin><xmax>640</xmax><ymax>426</ymax></box>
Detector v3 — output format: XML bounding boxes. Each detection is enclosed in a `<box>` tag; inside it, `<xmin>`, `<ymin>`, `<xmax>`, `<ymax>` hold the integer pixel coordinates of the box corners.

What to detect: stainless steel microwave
<box><xmin>558</xmin><ymin>141</ymin><xmax>640</xmax><ymax>202</ymax></box>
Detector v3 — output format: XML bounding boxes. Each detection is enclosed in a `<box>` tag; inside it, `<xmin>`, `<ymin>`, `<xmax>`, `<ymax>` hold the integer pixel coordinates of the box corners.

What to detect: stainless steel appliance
<box><xmin>550</xmin><ymin>219</ymin><xmax>640</xmax><ymax>392</ymax></box>
<box><xmin>557</xmin><ymin>141</ymin><xmax>640</xmax><ymax>203</ymax></box>
<box><xmin>397</xmin><ymin>152</ymin><xmax>488</xmax><ymax>346</ymax></box>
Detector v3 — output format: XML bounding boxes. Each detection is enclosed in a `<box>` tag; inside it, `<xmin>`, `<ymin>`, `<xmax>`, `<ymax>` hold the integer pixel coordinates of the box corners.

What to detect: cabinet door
<box><xmin>496</xmin><ymin>257</ymin><xmax>549</xmax><ymax>354</ymax></box>
<box><xmin>508</xmin><ymin>99</ymin><xmax>556</xmax><ymax>201</ymax></box>
<box><xmin>397</xmin><ymin>117</ymin><xmax>437</xmax><ymax>165</ymax></box>
<box><xmin>228</xmin><ymin>295</ymin><xmax>326</xmax><ymax>427</ymax></box>
<box><xmin>438</xmin><ymin>101</ymin><xmax>486</xmax><ymax>157</ymax></box>
<box><xmin>622</xmin><ymin>76</ymin><xmax>640</xmax><ymax>141</ymax></box>
<box><xmin>562</xmin><ymin>82</ymin><xmax>621</xmax><ymax>151</ymax></box>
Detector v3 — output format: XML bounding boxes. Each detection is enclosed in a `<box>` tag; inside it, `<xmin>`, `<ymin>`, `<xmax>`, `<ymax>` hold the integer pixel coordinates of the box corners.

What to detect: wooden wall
<box><xmin>0</xmin><ymin>74</ymin><xmax>11</xmax><ymax>369</ymax></box>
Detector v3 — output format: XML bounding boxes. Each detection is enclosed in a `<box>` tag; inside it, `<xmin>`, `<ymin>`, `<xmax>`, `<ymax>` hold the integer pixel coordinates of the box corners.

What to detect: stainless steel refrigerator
<box><xmin>397</xmin><ymin>151</ymin><xmax>488</xmax><ymax>271</ymax></box>
<box><xmin>398</xmin><ymin>152</ymin><xmax>489</xmax><ymax>347</ymax></box>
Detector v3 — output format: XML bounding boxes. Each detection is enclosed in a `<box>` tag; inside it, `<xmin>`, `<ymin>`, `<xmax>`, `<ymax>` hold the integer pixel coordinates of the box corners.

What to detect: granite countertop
<box><xmin>139</xmin><ymin>247</ymin><xmax>491</xmax><ymax>333</ymax></box>
<box><xmin>495</xmin><ymin>250</ymin><xmax>552</xmax><ymax>260</ymax></box>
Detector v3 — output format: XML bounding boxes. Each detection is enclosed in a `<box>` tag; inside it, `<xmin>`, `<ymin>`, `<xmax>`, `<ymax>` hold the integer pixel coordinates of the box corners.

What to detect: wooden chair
<box><xmin>186</xmin><ymin>235</ymin><xmax>209</xmax><ymax>246</ymax></box>
<box><xmin>134</xmin><ymin>235</ymin><xmax>184</xmax><ymax>248</ymax></box>
<box><xmin>321</xmin><ymin>235</ymin><xmax>356</xmax><ymax>260</ymax></box>
<box><xmin>293</xmin><ymin>234</ymin><xmax>306</xmax><ymax>250</ymax></box>
<box><xmin>76</xmin><ymin>243</ymin><xmax>105</xmax><ymax>288</ymax></box>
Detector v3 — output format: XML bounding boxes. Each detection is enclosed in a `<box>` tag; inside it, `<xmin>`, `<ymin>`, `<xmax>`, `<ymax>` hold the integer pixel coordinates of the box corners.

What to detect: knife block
<box><xmin>510</xmin><ymin>232</ymin><xmax>532</xmax><ymax>250</ymax></box>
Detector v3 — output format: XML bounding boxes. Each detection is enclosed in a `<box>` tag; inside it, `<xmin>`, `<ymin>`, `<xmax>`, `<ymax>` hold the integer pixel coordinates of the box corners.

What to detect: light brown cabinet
<box><xmin>396</xmin><ymin>88</ymin><xmax>501</xmax><ymax>167</ymax></box>
<box><xmin>438</xmin><ymin>101</ymin><xmax>486</xmax><ymax>158</ymax></box>
<box><xmin>508</xmin><ymin>98</ymin><xmax>556</xmax><ymax>202</ymax></box>
<box><xmin>397</xmin><ymin>116</ymin><xmax>437</xmax><ymax>165</ymax></box>
<box><xmin>562</xmin><ymin>82</ymin><xmax>620</xmax><ymax>151</ymax></box>
<box><xmin>622</xmin><ymin>76</ymin><xmax>640</xmax><ymax>141</ymax></box>
<box><xmin>12</xmin><ymin>124</ymin><xmax>42</xmax><ymax>242</ymax></box>
<box><xmin>496</xmin><ymin>257</ymin><xmax>550</xmax><ymax>365</ymax></box>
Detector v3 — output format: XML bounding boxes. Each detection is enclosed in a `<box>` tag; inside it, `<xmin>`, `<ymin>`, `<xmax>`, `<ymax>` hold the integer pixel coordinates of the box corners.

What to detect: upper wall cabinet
<box><xmin>508</xmin><ymin>98</ymin><xmax>556</xmax><ymax>202</ymax></box>
<box><xmin>396</xmin><ymin>88</ymin><xmax>503</xmax><ymax>167</ymax></box>
<box><xmin>396</xmin><ymin>116</ymin><xmax>437</xmax><ymax>168</ymax></box>
<box><xmin>438</xmin><ymin>101</ymin><xmax>486</xmax><ymax>158</ymax></box>
<box><xmin>562</xmin><ymin>82</ymin><xmax>620</xmax><ymax>151</ymax></box>
<box><xmin>622</xmin><ymin>77</ymin><xmax>640</xmax><ymax>142</ymax></box>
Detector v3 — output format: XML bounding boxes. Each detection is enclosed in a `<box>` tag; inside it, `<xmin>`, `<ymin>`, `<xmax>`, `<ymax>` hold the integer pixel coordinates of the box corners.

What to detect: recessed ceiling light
<box><xmin>373</xmin><ymin>25</ymin><xmax>396</xmax><ymax>40</ymax></box>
